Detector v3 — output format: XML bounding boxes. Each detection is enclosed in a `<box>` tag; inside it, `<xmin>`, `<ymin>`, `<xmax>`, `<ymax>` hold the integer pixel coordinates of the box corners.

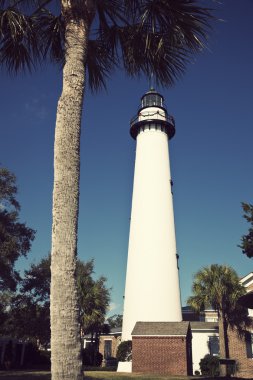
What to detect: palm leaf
<box><xmin>86</xmin><ymin>38</ymin><xmax>116</xmax><ymax>92</ymax></box>
<box><xmin>35</xmin><ymin>9</ymin><xmax>64</xmax><ymax>63</ymax></box>
<box><xmin>0</xmin><ymin>7</ymin><xmax>40</xmax><ymax>72</ymax></box>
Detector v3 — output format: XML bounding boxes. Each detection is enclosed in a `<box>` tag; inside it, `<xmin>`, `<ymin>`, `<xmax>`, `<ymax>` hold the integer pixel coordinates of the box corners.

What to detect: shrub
<box><xmin>199</xmin><ymin>354</ymin><xmax>220</xmax><ymax>377</ymax></box>
<box><xmin>23</xmin><ymin>343</ymin><xmax>50</xmax><ymax>369</ymax></box>
<box><xmin>82</xmin><ymin>345</ymin><xmax>103</xmax><ymax>366</ymax></box>
<box><xmin>116</xmin><ymin>341</ymin><xmax>132</xmax><ymax>362</ymax></box>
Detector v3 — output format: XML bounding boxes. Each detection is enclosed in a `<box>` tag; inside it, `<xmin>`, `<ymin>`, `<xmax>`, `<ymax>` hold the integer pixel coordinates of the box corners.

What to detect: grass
<box><xmin>0</xmin><ymin>370</ymin><xmax>51</xmax><ymax>379</ymax></box>
<box><xmin>0</xmin><ymin>370</ymin><xmax>250</xmax><ymax>380</ymax></box>
<box><xmin>85</xmin><ymin>372</ymin><xmax>190</xmax><ymax>379</ymax></box>
<box><xmin>0</xmin><ymin>371</ymin><xmax>191</xmax><ymax>380</ymax></box>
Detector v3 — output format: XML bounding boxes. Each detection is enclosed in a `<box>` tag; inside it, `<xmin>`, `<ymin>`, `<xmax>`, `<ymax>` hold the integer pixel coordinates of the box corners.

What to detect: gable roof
<box><xmin>132</xmin><ymin>321</ymin><xmax>190</xmax><ymax>336</ymax></box>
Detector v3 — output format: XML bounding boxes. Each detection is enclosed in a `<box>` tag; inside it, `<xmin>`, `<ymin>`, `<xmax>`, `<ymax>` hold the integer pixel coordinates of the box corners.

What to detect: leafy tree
<box><xmin>1</xmin><ymin>254</ymin><xmax>51</xmax><ymax>347</ymax></box>
<box><xmin>22</xmin><ymin>254</ymin><xmax>51</xmax><ymax>302</ymax></box>
<box><xmin>107</xmin><ymin>314</ymin><xmax>123</xmax><ymax>329</ymax></box>
<box><xmin>116</xmin><ymin>340</ymin><xmax>132</xmax><ymax>362</ymax></box>
<box><xmin>199</xmin><ymin>354</ymin><xmax>219</xmax><ymax>377</ymax></box>
<box><xmin>3</xmin><ymin>293</ymin><xmax>51</xmax><ymax>348</ymax></box>
<box><xmin>2</xmin><ymin>255</ymin><xmax>110</xmax><ymax>351</ymax></box>
<box><xmin>0</xmin><ymin>166</ymin><xmax>35</xmax><ymax>292</ymax></box>
<box><xmin>0</xmin><ymin>290</ymin><xmax>13</xmax><ymax>326</ymax></box>
<box><xmin>239</xmin><ymin>202</ymin><xmax>253</xmax><ymax>258</ymax></box>
<box><xmin>187</xmin><ymin>264</ymin><xmax>251</xmax><ymax>363</ymax></box>
<box><xmin>77</xmin><ymin>260</ymin><xmax>110</xmax><ymax>344</ymax></box>
<box><xmin>0</xmin><ymin>2</ymin><xmax>213</xmax><ymax>378</ymax></box>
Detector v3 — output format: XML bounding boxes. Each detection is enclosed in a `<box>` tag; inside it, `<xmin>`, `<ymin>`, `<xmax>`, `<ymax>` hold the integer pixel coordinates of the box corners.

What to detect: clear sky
<box><xmin>1</xmin><ymin>0</ymin><xmax>253</xmax><ymax>316</ymax></box>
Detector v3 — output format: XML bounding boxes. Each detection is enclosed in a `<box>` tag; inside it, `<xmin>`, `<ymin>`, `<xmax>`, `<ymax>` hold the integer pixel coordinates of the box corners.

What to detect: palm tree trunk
<box><xmin>50</xmin><ymin>10</ymin><xmax>89</xmax><ymax>380</ymax></box>
<box><xmin>223</xmin><ymin>318</ymin><xmax>230</xmax><ymax>359</ymax></box>
<box><xmin>219</xmin><ymin>313</ymin><xmax>230</xmax><ymax>377</ymax></box>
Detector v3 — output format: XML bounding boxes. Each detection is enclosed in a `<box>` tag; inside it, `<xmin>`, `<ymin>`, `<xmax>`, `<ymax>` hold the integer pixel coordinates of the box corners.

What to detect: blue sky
<box><xmin>1</xmin><ymin>0</ymin><xmax>253</xmax><ymax>315</ymax></box>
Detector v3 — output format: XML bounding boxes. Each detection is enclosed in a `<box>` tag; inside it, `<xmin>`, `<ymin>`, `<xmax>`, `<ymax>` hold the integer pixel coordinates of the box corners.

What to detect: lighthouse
<box><xmin>122</xmin><ymin>88</ymin><xmax>182</xmax><ymax>342</ymax></box>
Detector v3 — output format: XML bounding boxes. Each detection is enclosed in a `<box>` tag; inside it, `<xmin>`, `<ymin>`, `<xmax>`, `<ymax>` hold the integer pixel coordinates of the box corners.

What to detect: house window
<box><xmin>104</xmin><ymin>340</ymin><xmax>112</xmax><ymax>359</ymax></box>
<box><xmin>208</xmin><ymin>336</ymin><xmax>219</xmax><ymax>356</ymax></box>
<box><xmin>245</xmin><ymin>332</ymin><xmax>253</xmax><ymax>358</ymax></box>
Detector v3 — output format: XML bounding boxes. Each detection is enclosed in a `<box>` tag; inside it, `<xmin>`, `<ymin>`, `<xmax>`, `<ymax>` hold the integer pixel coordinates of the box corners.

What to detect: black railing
<box><xmin>130</xmin><ymin>110</ymin><xmax>175</xmax><ymax>128</ymax></box>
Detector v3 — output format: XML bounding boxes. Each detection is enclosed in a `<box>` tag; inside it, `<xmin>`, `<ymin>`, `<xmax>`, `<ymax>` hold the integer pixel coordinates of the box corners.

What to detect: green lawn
<box><xmin>0</xmin><ymin>371</ymin><xmax>249</xmax><ymax>380</ymax></box>
<box><xmin>0</xmin><ymin>370</ymin><xmax>51</xmax><ymax>379</ymax></box>
<box><xmin>0</xmin><ymin>371</ymin><xmax>190</xmax><ymax>380</ymax></box>
<box><xmin>85</xmin><ymin>372</ymin><xmax>190</xmax><ymax>380</ymax></box>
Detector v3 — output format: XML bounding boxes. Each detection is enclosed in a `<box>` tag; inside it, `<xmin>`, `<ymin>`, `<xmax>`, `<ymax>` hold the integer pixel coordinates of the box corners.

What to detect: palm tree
<box><xmin>187</xmin><ymin>264</ymin><xmax>251</xmax><ymax>362</ymax></box>
<box><xmin>1</xmin><ymin>1</ymin><xmax>213</xmax><ymax>379</ymax></box>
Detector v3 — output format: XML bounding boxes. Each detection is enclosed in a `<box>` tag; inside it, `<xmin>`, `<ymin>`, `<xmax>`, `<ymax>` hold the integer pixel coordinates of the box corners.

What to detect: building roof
<box><xmin>108</xmin><ymin>327</ymin><xmax>122</xmax><ymax>335</ymax></box>
<box><xmin>132</xmin><ymin>321</ymin><xmax>190</xmax><ymax>336</ymax></box>
<box><xmin>190</xmin><ymin>322</ymin><xmax>218</xmax><ymax>331</ymax></box>
<box><xmin>240</xmin><ymin>272</ymin><xmax>253</xmax><ymax>287</ymax></box>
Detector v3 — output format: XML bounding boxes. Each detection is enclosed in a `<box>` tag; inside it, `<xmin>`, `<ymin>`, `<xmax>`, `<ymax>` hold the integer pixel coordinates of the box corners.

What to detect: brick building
<box><xmin>131</xmin><ymin>321</ymin><xmax>192</xmax><ymax>376</ymax></box>
<box><xmin>98</xmin><ymin>327</ymin><xmax>121</xmax><ymax>362</ymax></box>
<box><xmin>93</xmin><ymin>273</ymin><xmax>253</xmax><ymax>376</ymax></box>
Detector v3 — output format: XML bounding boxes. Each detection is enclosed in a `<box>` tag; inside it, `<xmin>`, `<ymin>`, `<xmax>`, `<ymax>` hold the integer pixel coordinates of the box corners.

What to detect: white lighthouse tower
<box><xmin>122</xmin><ymin>88</ymin><xmax>182</xmax><ymax>342</ymax></box>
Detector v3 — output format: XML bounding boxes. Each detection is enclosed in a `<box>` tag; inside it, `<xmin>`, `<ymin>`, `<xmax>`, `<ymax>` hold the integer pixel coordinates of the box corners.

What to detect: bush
<box><xmin>23</xmin><ymin>343</ymin><xmax>40</xmax><ymax>367</ymax></box>
<box><xmin>23</xmin><ymin>343</ymin><xmax>50</xmax><ymax>369</ymax></box>
<box><xmin>199</xmin><ymin>354</ymin><xmax>220</xmax><ymax>377</ymax></box>
<box><xmin>82</xmin><ymin>345</ymin><xmax>103</xmax><ymax>366</ymax></box>
<box><xmin>116</xmin><ymin>341</ymin><xmax>132</xmax><ymax>362</ymax></box>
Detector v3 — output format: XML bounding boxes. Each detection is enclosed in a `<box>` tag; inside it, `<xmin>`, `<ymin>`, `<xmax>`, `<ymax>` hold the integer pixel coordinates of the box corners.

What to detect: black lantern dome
<box><xmin>130</xmin><ymin>88</ymin><xmax>175</xmax><ymax>140</ymax></box>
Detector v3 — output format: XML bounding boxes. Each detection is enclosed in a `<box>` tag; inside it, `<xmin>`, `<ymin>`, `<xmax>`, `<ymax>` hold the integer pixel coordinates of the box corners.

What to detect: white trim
<box><xmin>132</xmin><ymin>334</ymin><xmax>186</xmax><ymax>337</ymax></box>
<box><xmin>191</xmin><ymin>329</ymin><xmax>218</xmax><ymax>332</ymax></box>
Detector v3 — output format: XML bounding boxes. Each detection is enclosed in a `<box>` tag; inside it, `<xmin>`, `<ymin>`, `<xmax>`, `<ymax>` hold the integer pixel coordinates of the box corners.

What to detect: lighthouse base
<box><xmin>117</xmin><ymin>361</ymin><xmax>132</xmax><ymax>373</ymax></box>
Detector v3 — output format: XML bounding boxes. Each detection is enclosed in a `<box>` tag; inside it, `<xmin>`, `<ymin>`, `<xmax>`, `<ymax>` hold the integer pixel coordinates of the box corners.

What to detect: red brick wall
<box><xmin>132</xmin><ymin>336</ymin><xmax>189</xmax><ymax>375</ymax></box>
<box><xmin>227</xmin><ymin>327</ymin><xmax>253</xmax><ymax>378</ymax></box>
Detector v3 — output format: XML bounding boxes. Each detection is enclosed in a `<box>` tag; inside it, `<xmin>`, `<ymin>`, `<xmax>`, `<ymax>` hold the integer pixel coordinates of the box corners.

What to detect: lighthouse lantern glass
<box><xmin>142</xmin><ymin>93</ymin><xmax>163</xmax><ymax>108</ymax></box>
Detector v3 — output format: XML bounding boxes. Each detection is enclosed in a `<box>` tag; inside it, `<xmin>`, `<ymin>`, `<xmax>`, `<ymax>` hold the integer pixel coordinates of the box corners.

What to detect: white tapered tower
<box><xmin>122</xmin><ymin>88</ymin><xmax>182</xmax><ymax>341</ymax></box>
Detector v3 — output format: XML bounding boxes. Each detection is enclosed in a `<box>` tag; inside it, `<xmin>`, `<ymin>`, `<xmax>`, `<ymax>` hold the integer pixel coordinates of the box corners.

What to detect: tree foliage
<box><xmin>187</xmin><ymin>264</ymin><xmax>252</xmax><ymax>359</ymax></box>
<box><xmin>0</xmin><ymin>166</ymin><xmax>35</xmax><ymax>292</ymax></box>
<box><xmin>0</xmin><ymin>1</ymin><xmax>214</xmax><ymax>89</ymax></box>
<box><xmin>107</xmin><ymin>314</ymin><xmax>123</xmax><ymax>329</ymax></box>
<box><xmin>116</xmin><ymin>340</ymin><xmax>132</xmax><ymax>362</ymax></box>
<box><xmin>77</xmin><ymin>259</ymin><xmax>110</xmax><ymax>340</ymax></box>
<box><xmin>1</xmin><ymin>254</ymin><xmax>110</xmax><ymax>348</ymax></box>
<box><xmin>199</xmin><ymin>354</ymin><xmax>220</xmax><ymax>377</ymax></box>
<box><xmin>239</xmin><ymin>202</ymin><xmax>253</xmax><ymax>258</ymax></box>
<box><xmin>1</xmin><ymin>254</ymin><xmax>51</xmax><ymax>347</ymax></box>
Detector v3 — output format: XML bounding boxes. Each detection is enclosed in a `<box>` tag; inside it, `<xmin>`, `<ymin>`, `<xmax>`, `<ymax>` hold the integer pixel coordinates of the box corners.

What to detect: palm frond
<box><xmin>0</xmin><ymin>7</ymin><xmax>41</xmax><ymax>72</ymax></box>
<box><xmin>35</xmin><ymin>9</ymin><xmax>64</xmax><ymax>63</ymax></box>
<box><xmin>117</xmin><ymin>25</ymin><xmax>187</xmax><ymax>86</ymax></box>
<box><xmin>115</xmin><ymin>0</ymin><xmax>213</xmax><ymax>87</ymax></box>
<box><xmin>141</xmin><ymin>1</ymin><xmax>213</xmax><ymax>52</ymax></box>
<box><xmin>86</xmin><ymin>38</ymin><xmax>116</xmax><ymax>92</ymax></box>
<box><xmin>95</xmin><ymin>0</ymin><xmax>127</xmax><ymax>27</ymax></box>
<box><xmin>123</xmin><ymin>0</ymin><xmax>142</xmax><ymax>21</ymax></box>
